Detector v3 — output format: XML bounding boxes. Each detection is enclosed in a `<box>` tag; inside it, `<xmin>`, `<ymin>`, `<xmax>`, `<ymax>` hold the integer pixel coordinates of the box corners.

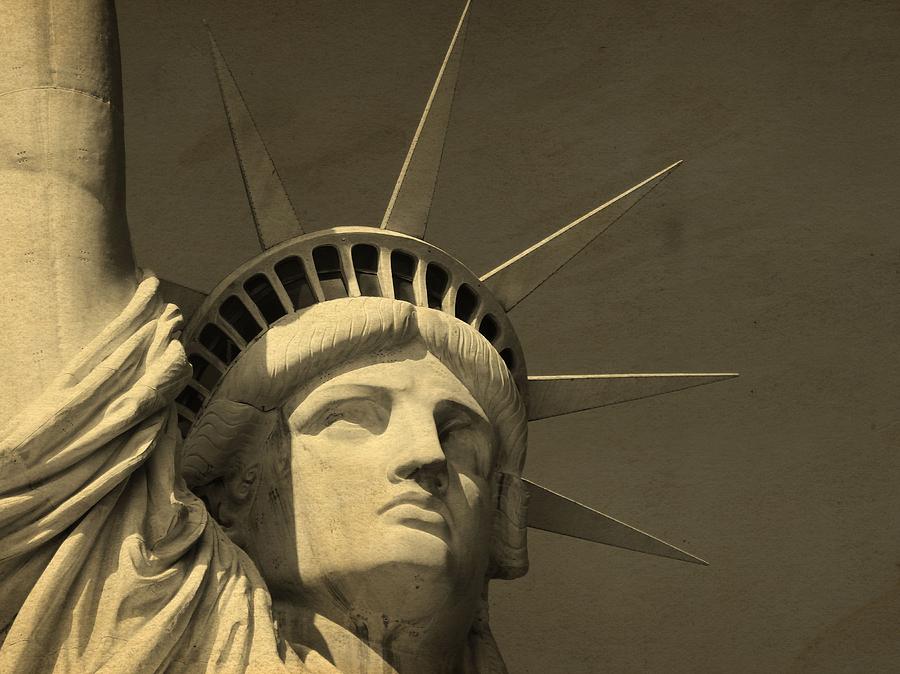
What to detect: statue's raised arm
<box><xmin>0</xmin><ymin>0</ymin><xmax>136</xmax><ymax>421</ymax></box>
<box><xmin>0</xmin><ymin>4</ymin><xmax>304</xmax><ymax>671</ymax></box>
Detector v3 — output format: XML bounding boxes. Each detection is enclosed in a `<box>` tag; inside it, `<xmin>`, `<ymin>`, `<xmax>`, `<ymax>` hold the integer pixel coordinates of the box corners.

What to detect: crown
<box><xmin>165</xmin><ymin>2</ymin><xmax>736</xmax><ymax>566</ymax></box>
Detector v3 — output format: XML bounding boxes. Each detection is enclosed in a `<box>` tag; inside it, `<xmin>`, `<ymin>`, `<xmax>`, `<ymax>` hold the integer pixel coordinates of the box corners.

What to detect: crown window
<box><xmin>425</xmin><ymin>263</ymin><xmax>449</xmax><ymax>309</ymax></box>
<box><xmin>275</xmin><ymin>256</ymin><xmax>316</xmax><ymax>309</ymax></box>
<box><xmin>352</xmin><ymin>244</ymin><xmax>381</xmax><ymax>297</ymax></box>
<box><xmin>244</xmin><ymin>273</ymin><xmax>288</xmax><ymax>324</ymax></box>
<box><xmin>188</xmin><ymin>353</ymin><xmax>222</xmax><ymax>392</ymax></box>
<box><xmin>313</xmin><ymin>245</ymin><xmax>348</xmax><ymax>300</ymax></box>
<box><xmin>390</xmin><ymin>250</ymin><xmax>417</xmax><ymax>304</ymax></box>
<box><xmin>219</xmin><ymin>295</ymin><xmax>262</xmax><ymax>342</ymax></box>
<box><xmin>198</xmin><ymin>323</ymin><xmax>240</xmax><ymax>365</ymax></box>
<box><xmin>454</xmin><ymin>283</ymin><xmax>479</xmax><ymax>323</ymax></box>
<box><xmin>175</xmin><ymin>384</ymin><xmax>206</xmax><ymax>414</ymax></box>
<box><xmin>478</xmin><ymin>314</ymin><xmax>499</xmax><ymax>342</ymax></box>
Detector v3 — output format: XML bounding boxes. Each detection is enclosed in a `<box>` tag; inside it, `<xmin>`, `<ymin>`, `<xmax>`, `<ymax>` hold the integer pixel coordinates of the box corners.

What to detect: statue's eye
<box><xmin>323</xmin><ymin>411</ymin><xmax>345</xmax><ymax>426</ymax></box>
<box><xmin>438</xmin><ymin>416</ymin><xmax>493</xmax><ymax>478</ymax></box>
<box><xmin>317</xmin><ymin>398</ymin><xmax>386</xmax><ymax>434</ymax></box>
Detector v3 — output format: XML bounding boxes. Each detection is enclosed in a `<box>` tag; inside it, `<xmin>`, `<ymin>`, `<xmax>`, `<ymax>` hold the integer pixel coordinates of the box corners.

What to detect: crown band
<box><xmin>176</xmin><ymin>226</ymin><xmax>528</xmax><ymax>437</ymax></box>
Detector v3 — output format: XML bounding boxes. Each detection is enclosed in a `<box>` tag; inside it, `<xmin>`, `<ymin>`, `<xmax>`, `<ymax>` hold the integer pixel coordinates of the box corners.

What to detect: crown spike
<box><xmin>380</xmin><ymin>1</ymin><xmax>471</xmax><ymax>239</ymax></box>
<box><xmin>208</xmin><ymin>28</ymin><xmax>304</xmax><ymax>250</ymax></box>
<box><xmin>525</xmin><ymin>479</ymin><xmax>707</xmax><ymax>565</ymax></box>
<box><xmin>481</xmin><ymin>161</ymin><xmax>682</xmax><ymax>311</ymax></box>
<box><xmin>527</xmin><ymin>372</ymin><xmax>738</xmax><ymax>421</ymax></box>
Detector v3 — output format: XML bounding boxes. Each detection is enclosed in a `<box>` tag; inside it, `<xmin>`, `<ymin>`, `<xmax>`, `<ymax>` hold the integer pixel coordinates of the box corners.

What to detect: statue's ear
<box><xmin>224</xmin><ymin>459</ymin><xmax>261</xmax><ymax>504</ymax></box>
<box><xmin>217</xmin><ymin>459</ymin><xmax>262</xmax><ymax>547</ymax></box>
<box><xmin>490</xmin><ymin>472</ymin><xmax>529</xmax><ymax>580</ymax></box>
<box><xmin>190</xmin><ymin>473</ymin><xmax>254</xmax><ymax>544</ymax></box>
<box><xmin>182</xmin><ymin>399</ymin><xmax>279</xmax><ymax>546</ymax></box>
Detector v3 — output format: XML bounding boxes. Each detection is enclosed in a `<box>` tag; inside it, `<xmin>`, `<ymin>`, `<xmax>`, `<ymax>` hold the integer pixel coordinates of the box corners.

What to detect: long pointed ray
<box><xmin>481</xmin><ymin>161</ymin><xmax>682</xmax><ymax>311</ymax></box>
<box><xmin>527</xmin><ymin>373</ymin><xmax>738</xmax><ymax>421</ymax></box>
<box><xmin>208</xmin><ymin>29</ymin><xmax>304</xmax><ymax>250</ymax></box>
<box><xmin>380</xmin><ymin>1</ymin><xmax>471</xmax><ymax>238</ymax></box>
<box><xmin>158</xmin><ymin>278</ymin><xmax>208</xmax><ymax>322</ymax></box>
<box><xmin>525</xmin><ymin>480</ymin><xmax>707</xmax><ymax>565</ymax></box>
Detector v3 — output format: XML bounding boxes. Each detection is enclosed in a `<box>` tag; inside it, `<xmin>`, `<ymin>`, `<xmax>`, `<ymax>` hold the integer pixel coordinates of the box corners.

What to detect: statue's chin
<box><xmin>334</xmin><ymin>532</ymin><xmax>463</xmax><ymax>622</ymax></box>
<box><xmin>375</xmin><ymin>523</ymin><xmax>457</xmax><ymax>580</ymax></box>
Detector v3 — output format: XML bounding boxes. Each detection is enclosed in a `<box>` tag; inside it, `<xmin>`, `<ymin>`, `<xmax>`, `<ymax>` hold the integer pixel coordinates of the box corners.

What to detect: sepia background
<box><xmin>115</xmin><ymin>0</ymin><xmax>900</xmax><ymax>671</ymax></box>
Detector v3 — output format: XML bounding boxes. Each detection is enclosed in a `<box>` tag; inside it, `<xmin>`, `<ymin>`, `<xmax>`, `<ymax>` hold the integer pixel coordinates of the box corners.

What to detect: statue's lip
<box><xmin>378</xmin><ymin>491</ymin><xmax>448</xmax><ymax>522</ymax></box>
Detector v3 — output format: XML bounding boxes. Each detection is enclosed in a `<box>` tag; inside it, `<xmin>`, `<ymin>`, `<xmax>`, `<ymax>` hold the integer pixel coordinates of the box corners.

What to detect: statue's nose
<box><xmin>387</xmin><ymin>409</ymin><xmax>449</xmax><ymax>496</ymax></box>
<box><xmin>407</xmin><ymin>458</ymin><xmax>449</xmax><ymax>497</ymax></box>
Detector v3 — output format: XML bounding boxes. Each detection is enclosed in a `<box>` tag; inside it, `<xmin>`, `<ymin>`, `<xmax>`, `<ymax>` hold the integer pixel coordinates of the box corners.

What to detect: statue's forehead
<box><xmin>287</xmin><ymin>346</ymin><xmax>488</xmax><ymax>418</ymax></box>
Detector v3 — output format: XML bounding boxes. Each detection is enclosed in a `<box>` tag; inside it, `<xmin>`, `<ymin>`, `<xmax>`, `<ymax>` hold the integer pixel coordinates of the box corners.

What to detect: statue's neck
<box><xmin>272</xmin><ymin>597</ymin><xmax>474</xmax><ymax>674</ymax></box>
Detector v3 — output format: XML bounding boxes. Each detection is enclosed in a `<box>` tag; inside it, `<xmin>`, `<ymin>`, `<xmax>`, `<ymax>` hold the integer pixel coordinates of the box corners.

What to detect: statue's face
<box><xmin>250</xmin><ymin>342</ymin><xmax>496</xmax><ymax>622</ymax></box>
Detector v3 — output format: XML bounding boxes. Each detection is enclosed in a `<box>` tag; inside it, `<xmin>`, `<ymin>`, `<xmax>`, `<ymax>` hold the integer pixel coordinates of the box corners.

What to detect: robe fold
<box><xmin>0</xmin><ymin>274</ymin><xmax>336</xmax><ymax>673</ymax></box>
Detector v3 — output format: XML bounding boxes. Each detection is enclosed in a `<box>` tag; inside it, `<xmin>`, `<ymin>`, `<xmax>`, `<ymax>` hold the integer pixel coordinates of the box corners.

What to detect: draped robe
<box><xmin>0</xmin><ymin>274</ymin><xmax>337</xmax><ymax>673</ymax></box>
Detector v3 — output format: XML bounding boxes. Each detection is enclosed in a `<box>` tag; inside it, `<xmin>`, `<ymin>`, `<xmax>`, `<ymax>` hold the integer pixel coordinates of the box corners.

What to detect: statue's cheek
<box><xmin>454</xmin><ymin>473</ymin><xmax>493</xmax><ymax>523</ymax></box>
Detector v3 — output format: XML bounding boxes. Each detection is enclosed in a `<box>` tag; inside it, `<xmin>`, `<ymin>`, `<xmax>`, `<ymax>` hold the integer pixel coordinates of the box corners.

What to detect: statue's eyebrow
<box><xmin>303</xmin><ymin>382</ymin><xmax>387</xmax><ymax>400</ymax></box>
<box><xmin>435</xmin><ymin>398</ymin><xmax>490</xmax><ymax>427</ymax></box>
<box><xmin>297</xmin><ymin>384</ymin><xmax>388</xmax><ymax>410</ymax></box>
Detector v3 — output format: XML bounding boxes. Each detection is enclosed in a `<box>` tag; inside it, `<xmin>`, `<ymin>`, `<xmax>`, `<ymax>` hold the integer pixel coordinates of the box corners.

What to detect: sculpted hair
<box><xmin>181</xmin><ymin>296</ymin><xmax>529</xmax><ymax>580</ymax></box>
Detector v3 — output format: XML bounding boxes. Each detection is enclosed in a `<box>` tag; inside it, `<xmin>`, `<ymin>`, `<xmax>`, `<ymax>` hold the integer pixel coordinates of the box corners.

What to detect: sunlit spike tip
<box><xmin>207</xmin><ymin>27</ymin><xmax>304</xmax><ymax>250</ymax></box>
<box><xmin>527</xmin><ymin>372</ymin><xmax>739</xmax><ymax>421</ymax></box>
<box><xmin>380</xmin><ymin>1</ymin><xmax>471</xmax><ymax>239</ymax></box>
<box><xmin>481</xmin><ymin>160</ymin><xmax>683</xmax><ymax>311</ymax></box>
<box><xmin>524</xmin><ymin>479</ymin><xmax>707</xmax><ymax>565</ymax></box>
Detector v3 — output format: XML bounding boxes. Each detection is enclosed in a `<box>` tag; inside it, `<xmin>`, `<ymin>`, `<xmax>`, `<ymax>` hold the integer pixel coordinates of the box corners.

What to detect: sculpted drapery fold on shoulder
<box><xmin>0</xmin><ymin>274</ymin><xmax>323</xmax><ymax>672</ymax></box>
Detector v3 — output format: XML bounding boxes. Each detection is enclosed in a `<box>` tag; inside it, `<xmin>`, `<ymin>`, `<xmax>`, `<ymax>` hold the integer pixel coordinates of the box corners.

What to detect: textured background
<box><xmin>116</xmin><ymin>1</ymin><xmax>900</xmax><ymax>671</ymax></box>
